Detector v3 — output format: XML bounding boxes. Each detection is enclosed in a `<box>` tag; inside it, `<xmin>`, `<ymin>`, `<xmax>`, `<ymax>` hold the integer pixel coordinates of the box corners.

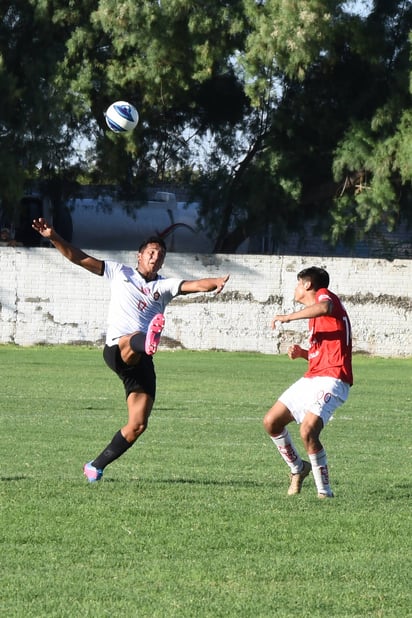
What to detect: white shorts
<box><xmin>279</xmin><ymin>376</ymin><xmax>350</xmax><ymax>425</ymax></box>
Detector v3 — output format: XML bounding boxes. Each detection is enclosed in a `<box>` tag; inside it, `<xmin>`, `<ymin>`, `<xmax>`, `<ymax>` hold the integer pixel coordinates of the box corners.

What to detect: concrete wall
<box><xmin>0</xmin><ymin>247</ymin><xmax>411</xmax><ymax>357</ymax></box>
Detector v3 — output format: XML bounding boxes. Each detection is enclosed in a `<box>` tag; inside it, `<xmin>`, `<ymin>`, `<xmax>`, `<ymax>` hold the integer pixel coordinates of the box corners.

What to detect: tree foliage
<box><xmin>0</xmin><ymin>0</ymin><xmax>411</xmax><ymax>251</ymax></box>
<box><xmin>330</xmin><ymin>1</ymin><xmax>412</xmax><ymax>243</ymax></box>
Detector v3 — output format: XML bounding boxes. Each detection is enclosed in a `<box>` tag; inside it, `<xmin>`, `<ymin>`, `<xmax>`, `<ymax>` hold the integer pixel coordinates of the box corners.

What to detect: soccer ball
<box><xmin>104</xmin><ymin>101</ymin><xmax>139</xmax><ymax>133</ymax></box>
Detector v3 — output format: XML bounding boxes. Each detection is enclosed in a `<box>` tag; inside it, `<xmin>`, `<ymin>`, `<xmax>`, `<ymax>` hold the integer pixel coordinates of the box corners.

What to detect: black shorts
<box><xmin>103</xmin><ymin>345</ymin><xmax>156</xmax><ymax>401</ymax></box>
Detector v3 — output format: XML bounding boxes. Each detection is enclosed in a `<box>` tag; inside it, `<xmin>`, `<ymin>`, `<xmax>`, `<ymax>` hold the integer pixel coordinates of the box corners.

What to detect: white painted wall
<box><xmin>0</xmin><ymin>248</ymin><xmax>411</xmax><ymax>357</ymax></box>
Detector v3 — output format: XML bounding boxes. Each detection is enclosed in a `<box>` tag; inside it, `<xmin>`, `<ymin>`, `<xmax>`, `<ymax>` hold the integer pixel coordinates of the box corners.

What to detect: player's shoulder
<box><xmin>316</xmin><ymin>287</ymin><xmax>333</xmax><ymax>302</ymax></box>
<box><xmin>104</xmin><ymin>260</ymin><xmax>133</xmax><ymax>277</ymax></box>
<box><xmin>152</xmin><ymin>275</ymin><xmax>183</xmax><ymax>296</ymax></box>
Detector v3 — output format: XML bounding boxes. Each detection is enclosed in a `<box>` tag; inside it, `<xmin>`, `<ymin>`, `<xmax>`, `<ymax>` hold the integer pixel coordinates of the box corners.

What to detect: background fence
<box><xmin>0</xmin><ymin>248</ymin><xmax>410</xmax><ymax>357</ymax></box>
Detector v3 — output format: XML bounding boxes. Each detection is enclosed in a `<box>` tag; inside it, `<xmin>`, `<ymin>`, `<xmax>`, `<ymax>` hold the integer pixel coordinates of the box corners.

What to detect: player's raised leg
<box><xmin>118</xmin><ymin>332</ymin><xmax>145</xmax><ymax>365</ymax></box>
<box><xmin>118</xmin><ymin>314</ymin><xmax>165</xmax><ymax>365</ymax></box>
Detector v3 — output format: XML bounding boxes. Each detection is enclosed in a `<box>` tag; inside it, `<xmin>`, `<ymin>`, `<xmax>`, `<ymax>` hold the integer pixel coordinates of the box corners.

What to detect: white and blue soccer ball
<box><xmin>104</xmin><ymin>101</ymin><xmax>139</xmax><ymax>133</ymax></box>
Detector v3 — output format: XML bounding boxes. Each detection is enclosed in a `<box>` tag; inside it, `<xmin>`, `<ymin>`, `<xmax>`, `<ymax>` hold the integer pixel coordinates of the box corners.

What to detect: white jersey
<box><xmin>103</xmin><ymin>260</ymin><xmax>183</xmax><ymax>346</ymax></box>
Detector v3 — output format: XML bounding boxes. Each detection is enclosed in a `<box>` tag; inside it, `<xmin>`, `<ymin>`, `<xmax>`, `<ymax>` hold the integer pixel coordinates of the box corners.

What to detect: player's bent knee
<box><xmin>300</xmin><ymin>424</ymin><xmax>312</xmax><ymax>441</ymax></box>
<box><xmin>299</xmin><ymin>426</ymin><xmax>321</xmax><ymax>452</ymax></box>
<box><xmin>263</xmin><ymin>413</ymin><xmax>277</xmax><ymax>435</ymax></box>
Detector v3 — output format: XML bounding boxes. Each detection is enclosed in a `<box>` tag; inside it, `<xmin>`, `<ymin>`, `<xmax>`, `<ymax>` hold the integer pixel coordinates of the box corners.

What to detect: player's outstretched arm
<box><xmin>271</xmin><ymin>300</ymin><xmax>331</xmax><ymax>329</ymax></box>
<box><xmin>32</xmin><ymin>218</ymin><xmax>104</xmax><ymax>276</ymax></box>
<box><xmin>180</xmin><ymin>274</ymin><xmax>229</xmax><ymax>295</ymax></box>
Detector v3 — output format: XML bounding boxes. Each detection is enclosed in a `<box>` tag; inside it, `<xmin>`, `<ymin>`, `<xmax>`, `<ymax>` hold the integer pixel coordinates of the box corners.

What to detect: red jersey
<box><xmin>304</xmin><ymin>288</ymin><xmax>353</xmax><ymax>385</ymax></box>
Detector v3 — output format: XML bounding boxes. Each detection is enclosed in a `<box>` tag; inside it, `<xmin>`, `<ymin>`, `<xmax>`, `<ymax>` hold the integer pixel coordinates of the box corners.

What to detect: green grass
<box><xmin>1</xmin><ymin>347</ymin><xmax>411</xmax><ymax>617</ymax></box>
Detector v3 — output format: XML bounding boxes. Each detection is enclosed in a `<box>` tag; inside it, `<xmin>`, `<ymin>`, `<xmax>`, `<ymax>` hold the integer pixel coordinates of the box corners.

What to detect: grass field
<box><xmin>1</xmin><ymin>346</ymin><xmax>411</xmax><ymax>617</ymax></box>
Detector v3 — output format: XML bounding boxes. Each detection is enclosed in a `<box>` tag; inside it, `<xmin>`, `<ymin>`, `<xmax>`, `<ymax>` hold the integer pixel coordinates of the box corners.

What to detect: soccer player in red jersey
<box><xmin>263</xmin><ymin>267</ymin><xmax>353</xmax><ymax>498</ymax></box>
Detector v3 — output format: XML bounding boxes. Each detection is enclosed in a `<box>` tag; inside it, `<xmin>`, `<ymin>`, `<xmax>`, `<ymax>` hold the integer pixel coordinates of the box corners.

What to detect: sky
<box><xmin>343</xmin><ymin>0</ymin><xmax>373</xmax><ymax>17</ymax></box>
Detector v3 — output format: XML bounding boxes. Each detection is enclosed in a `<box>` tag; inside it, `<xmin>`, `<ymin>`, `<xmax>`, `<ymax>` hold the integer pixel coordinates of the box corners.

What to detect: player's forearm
<box><xmin>49</xmin><ymin>233</ymin><xmax>90</xmax><ymax>265</ymax></box>
<box><xmin>193</xmin><ymin>278</ymin><xmax>222</xmax><ymax>292</ymax></box>
<box><xmin>33</xmin><ymin>218</ymin><xmax>102</xmax><ymax>275</ymax></box>
<box><xmin>284</xmin><ymin>302</ymin><xmax>331</xmax><ymax>322</ymax></box>
<box><xmin>181</xmin><ymin>275</ymin><xmax>229</xmax><ymax>294</ymax></box>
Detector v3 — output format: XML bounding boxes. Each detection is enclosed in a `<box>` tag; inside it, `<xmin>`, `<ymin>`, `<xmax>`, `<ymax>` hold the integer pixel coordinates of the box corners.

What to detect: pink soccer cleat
<box><xmin>83</xmin><ymin>461</ymin><xmax>103</xmax><ymax>483</ymax></box>
<box><xmin>145</xmin><ymin>314</ymin><xmax>165</xmax><ymax>355</ymax></box>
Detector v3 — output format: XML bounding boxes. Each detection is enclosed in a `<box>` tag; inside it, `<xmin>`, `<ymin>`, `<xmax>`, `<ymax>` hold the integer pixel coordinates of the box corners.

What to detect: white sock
<box><xmin>309</xmin><ymin>449</ymin><xmax>333</xmax><ymax>496</ymax></box>
<box><xmin>270</xmin><ymin>429</ymin><xmax>303</xmax><ymax>474</ymax></box>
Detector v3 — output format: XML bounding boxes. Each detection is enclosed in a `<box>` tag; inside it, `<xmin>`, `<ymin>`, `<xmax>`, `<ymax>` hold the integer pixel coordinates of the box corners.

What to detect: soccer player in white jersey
<box><xmin>32</xmin><ymin>218</ymin><xmax>229</xmax><ymax>482</ymax></box>
<box><xmin>263</xmin><ymin>266</ymin><xmax>353</xmax><ymax>498</ymax></box>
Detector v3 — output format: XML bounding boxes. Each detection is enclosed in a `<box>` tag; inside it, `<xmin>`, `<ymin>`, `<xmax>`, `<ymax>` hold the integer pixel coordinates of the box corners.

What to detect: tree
<box><xmin>1</xmin><ymin>0</ymin><xmax>411</xmax><ymax>253</ymax></box>
<box><xmin>0</xmin><ymin>1</ymin><xmax>93</xmax><ymax>225</ymax></box>
<box><xmin>57</xmin><ymin>0</ymin><xmax>247</xmax><ymax>189</ymax></box>
<box><xmin>220</xmin><ymin>0</ymin><xmax>412</xmax><ymax>252</ymax></box>
<box><xmin>331</xmin><ymin>2</ymin><xmax>412</xmax><ymax>244</ymax></box>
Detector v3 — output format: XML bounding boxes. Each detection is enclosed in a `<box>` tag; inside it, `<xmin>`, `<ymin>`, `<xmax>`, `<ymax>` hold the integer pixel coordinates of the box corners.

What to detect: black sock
<box><xmin>130</xmin><ymin>332</ymin><xmax>145</xmax><ymax>353</ymax></box>
<box><xmin>92</xmin><ymin>430</ymin><xmax>132</xmax><ymax>470</ymax></box>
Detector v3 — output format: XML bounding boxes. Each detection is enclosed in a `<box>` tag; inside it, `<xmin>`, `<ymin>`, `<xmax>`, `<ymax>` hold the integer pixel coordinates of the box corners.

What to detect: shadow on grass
<box><xmin>104</xmin><ymin>476</ymin><xmax>269</xmax><ymax>488</ymax></box>
<box><xmin>0</xmin><ymin>474</ymin><xmax>272</xmax><ymax>489</ymax></box>
<box><xmin>0</xmin><ymin>476</ymin><xmax>28</xmax><ymax>481</ymax></box>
